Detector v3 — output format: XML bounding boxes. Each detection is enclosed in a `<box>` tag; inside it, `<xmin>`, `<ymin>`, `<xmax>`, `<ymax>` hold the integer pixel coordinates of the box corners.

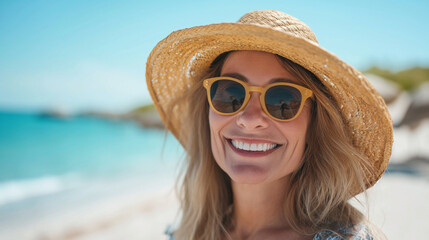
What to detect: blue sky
<box><xmin>1</xmin><ymin>0</ymin><xmax>428</xmax><ymax>113</ymax></box>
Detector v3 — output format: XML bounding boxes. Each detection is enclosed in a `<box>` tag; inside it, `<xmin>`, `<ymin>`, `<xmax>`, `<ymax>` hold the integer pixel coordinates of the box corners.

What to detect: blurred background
<box><xmin>0</xmin><ymin>0</ymin><xmax>428</xmax><ymax>239</ymax></box>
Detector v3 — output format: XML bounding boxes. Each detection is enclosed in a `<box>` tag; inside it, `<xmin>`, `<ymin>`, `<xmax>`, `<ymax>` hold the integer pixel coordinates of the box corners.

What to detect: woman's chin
<box><xmin>228</xmin><ymin>164</ymin><xmax>269</xmax><ymax>184</ymax></box>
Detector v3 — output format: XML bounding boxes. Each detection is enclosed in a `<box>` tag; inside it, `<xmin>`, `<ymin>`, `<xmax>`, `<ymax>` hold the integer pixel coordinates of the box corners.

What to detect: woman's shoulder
<box><xmin>313</xmin><ymin>222</ymin><xmax>386</xmax><ymax>240</ymax></box>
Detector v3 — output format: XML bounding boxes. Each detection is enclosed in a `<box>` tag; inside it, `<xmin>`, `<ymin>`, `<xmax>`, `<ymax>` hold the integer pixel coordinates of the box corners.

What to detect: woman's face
<box><xmin>209</xmin><ymin>51</ymin><xmax>312</xmax><ymax>184</ymax></box>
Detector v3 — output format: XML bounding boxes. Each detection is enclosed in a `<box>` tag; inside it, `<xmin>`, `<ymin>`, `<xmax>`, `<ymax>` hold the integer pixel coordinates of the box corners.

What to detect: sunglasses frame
<box><xmin>203</xmin><ymin>76</ymin><xmax>314</xmax><ymax>122</ymax></box>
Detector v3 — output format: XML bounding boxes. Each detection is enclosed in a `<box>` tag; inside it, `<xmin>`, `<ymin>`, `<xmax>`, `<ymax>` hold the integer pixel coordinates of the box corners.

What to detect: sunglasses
<box><xmin>203</xmin><ymin>77</ymin><xmax>314</xmax><ymax>121</ymax></box>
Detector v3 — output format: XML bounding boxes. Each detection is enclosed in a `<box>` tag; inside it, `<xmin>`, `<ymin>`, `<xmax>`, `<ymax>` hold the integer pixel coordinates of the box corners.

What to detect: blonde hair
<box><xmin>168</xmin><ymin>52</ymin><xmax>375</xmax><ymax>240</ymax></box>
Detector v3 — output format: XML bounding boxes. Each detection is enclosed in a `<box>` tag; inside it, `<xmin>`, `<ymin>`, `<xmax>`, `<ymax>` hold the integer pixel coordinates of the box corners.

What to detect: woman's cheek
<box><xmin>209</xmin><ymin>109</ymin><xmax>231</xmax><ymax>170</ymax></box>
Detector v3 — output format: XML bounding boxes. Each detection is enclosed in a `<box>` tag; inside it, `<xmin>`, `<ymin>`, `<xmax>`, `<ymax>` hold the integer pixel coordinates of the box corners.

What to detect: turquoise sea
<box><xmin>0</xmin><ymin>111</ymin><xmax>183</xmax><ymax>238</ymax></box>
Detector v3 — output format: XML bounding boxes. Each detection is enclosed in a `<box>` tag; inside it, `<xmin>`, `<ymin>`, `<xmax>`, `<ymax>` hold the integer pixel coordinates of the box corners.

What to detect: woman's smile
<box><xmin>227</xmin><ymin>137</ymin><xmax>282</xmax><ymax>157</ymax></box>
<box><xmin>230</xmin><ymin>139</ymin><xmax>279</xmax><ymax>152</ymax></box>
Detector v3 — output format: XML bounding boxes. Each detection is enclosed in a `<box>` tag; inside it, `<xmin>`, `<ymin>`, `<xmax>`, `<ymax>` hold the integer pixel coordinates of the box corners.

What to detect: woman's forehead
<box><xmin>220</xmin><ymin>51</ymin><xmax>301</xmax><ymax>85</ymax></box>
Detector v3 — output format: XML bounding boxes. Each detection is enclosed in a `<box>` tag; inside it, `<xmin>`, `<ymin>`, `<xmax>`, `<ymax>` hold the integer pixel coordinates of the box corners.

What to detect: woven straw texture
<box><xmin>146</xmin><ymin>10</ymin><xmax>393</xmax><ymax>191</ymax></box>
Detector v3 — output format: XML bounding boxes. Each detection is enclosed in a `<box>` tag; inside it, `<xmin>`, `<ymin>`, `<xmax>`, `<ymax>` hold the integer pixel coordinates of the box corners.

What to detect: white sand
<box><xmin>68</xmin><ymin>173</ymin><xmax>429</xmax><ymax>240</ymax></box>
<box><xmin>3</xmin><ymin>173</ymin><xmax>428</xmax><ymax>240</ymax></box>
<box><xmin>355</xmin><ymin>173</ymin><xmax>429</xmax><ymax>240</ymax></box>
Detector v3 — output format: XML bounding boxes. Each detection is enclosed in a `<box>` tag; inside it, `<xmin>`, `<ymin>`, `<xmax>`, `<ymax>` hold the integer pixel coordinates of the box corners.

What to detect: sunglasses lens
<box><xmin>210</xmin><ymin>80</ymin><xmax>245</xmax><ymax>113</ymax></box>
<box><xmin>265</xmin><ymin>85</ymin><xmax>302</xmax><ymax>120</ymax></box>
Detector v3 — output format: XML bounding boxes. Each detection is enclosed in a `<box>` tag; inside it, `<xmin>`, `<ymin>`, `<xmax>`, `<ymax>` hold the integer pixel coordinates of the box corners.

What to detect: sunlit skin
<box><xmin>209</xmin><ymin>51</ymin><xmax>312</xmax><ymax>239</ymax></box>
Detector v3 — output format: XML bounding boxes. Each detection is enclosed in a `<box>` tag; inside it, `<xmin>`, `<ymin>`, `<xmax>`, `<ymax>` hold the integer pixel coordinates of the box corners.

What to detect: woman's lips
<box><xmin>226</xmin><ymin>138</ymin><xmax>281</xmax><ymax>157</ymax></box>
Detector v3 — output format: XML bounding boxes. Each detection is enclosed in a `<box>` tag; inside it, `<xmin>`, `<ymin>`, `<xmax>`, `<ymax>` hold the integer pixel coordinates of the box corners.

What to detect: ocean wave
<box><xmin>0</xmin><ymin>174</ymin><xmax>83</xmax><ymax>206</ymax></box>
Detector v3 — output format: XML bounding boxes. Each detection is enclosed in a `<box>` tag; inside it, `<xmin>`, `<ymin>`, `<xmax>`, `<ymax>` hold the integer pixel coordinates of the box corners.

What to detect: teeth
<box><xmin>231</xmin><ymin>140</ymin><xmax>277</xmax><ymax>152</ymax></box>
<box><xmin>243</xmin><ymin>143</ymin><xmax>250</xmax><ymax>150</ymax></box>
<box><xmin>250</xmin><ymin>144</ymin><xmax>257</xmax><ymax>151</ymax></box>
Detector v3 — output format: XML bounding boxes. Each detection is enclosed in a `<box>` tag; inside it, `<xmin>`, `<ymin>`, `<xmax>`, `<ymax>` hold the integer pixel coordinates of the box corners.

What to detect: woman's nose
<box><xmin>236</xmin><ymin>93</ymin><xmax>269</xmax><ymax>130</ymax></box>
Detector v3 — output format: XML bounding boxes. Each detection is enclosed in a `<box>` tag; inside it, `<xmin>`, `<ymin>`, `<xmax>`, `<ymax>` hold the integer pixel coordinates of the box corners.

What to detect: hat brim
<box><xmin>146</xmin><ymin>22</ymin><xmax>393</xmax><ymax>190</ymax></box>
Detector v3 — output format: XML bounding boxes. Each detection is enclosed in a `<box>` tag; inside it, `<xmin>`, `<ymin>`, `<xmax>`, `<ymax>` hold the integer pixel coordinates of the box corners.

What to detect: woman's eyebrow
<box><xmin>221</xmin><ymin>73</ymin><xmax>296</xmax><ymax>84</ymax></box>
<box><xmin>270</xmin><ymin>78</ymin><xmax>297</xmax><ymax>84</ymax></box>
<box><xmin>220</xmin><ymin>72</ymin><xmax>248</xmax><ymax>82</ymax></box>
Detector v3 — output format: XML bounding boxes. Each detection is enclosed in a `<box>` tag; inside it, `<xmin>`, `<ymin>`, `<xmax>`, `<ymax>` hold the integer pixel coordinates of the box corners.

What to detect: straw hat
<box><xmin>146</xmin><ymin>10</ymin><xmax>393</xmax><ymax>190</ymax></box>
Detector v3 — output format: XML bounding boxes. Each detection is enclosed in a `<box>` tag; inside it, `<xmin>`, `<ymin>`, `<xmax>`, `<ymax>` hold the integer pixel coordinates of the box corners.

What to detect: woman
<box><xmin>146</xmin><ymin>10</ymin><xmax>392</xmax><ymax>239</ymax></box>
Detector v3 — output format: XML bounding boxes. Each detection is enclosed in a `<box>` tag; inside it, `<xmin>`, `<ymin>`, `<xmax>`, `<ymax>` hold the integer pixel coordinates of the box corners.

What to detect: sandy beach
<box><xmin>83</xmin><ymin>172</ymin><xmax>429</xmax><ymax>240</ymax></box>
<box><xmin>355</xmin><ymin>173</ymin><xmax>429</xmax><ymax>239</ymax></box>
<box><xmin>2</xmin><ymin>171</ymin><xmax>425</xmax><ymax>240</ymax></box>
